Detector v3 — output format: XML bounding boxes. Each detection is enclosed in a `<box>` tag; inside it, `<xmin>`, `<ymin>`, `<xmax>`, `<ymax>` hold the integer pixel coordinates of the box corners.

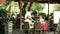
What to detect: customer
<box><xmin>57</xmin><ymin>18</ymin><xmax>60</xmax><ymax>34</ymax></box>
<box><xmin>24</xmin><ymin>10</ymin><xmax>34</xmax><ymax>28</ymax></box>
<box><xmin>39</xmin><ymin>15</ymin><xmax>44</xmax><ymax>24</ymax></box>
<box><xmin>24</xmin><ymin>10</ymin><xmax>34</xmax><ymax>34</ymax></box>
<box><xmin>41</xmin><ymin>21</ymin><xmax>49</xmax><ymax>34</ymax></box>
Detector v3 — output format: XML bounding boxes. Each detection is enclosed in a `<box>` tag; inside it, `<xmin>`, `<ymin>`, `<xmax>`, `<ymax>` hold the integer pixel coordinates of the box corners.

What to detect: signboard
<box><xmin>5</xmin><ymin>23</ymin><xmax>8</xmax><ymax>34</ymax></box>
<box><xmin>8</xmin><ymin>21</ymin><xmax>13</xmax><ymax>34</ymax></box>
<box><xmin>0</xmin><ymin>0</ymin><xmax>6</xmax><ymax>4</ymax></box>
<box><xmin>54</xmin><ymin>11</ymin><xmax>60</xmax><ymax>24</ymax></box>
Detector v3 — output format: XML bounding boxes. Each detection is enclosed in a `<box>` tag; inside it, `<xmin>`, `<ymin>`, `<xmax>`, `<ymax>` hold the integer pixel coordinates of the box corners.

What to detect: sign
<box><xmin>8</xmin><ymin>21</ymin><xmax>13</xmax><ymax>34</ymax></box>
<box><xmin>0</xmin><ymin>0</ymin><xmax>6</xmax><ymax>4</ymax></box>
<box><xmin>5</xmin><ymin>23</ymin><xmax>8</xmax><ymax>34</ymax></box>
<box><xmin>54</xmin><ymin>11</ymin><xmax>60</xmax><ymax>24</ymax></box>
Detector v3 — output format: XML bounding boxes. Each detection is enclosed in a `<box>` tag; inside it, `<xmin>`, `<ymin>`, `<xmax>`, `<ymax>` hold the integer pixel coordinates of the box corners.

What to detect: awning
<box><xmin>14</xmin><ymin>0</ymin><xmax>60</xmax><ymax>3</ymax></box>
<box><xmin>0</xmin><ymin>0</ymin><xmax>6</xmax><ymax>4</ymax></box>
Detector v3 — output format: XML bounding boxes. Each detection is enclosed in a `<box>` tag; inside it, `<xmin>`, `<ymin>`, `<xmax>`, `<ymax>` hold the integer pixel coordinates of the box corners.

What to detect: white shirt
<box><xmin>24</xmin><ymin>19</ymin><xmax>33</xmax><ymax>25</ymax></box>
<box><xmin>40</xmin><ymin>18</ymin><xmax>44</xmax><ymax>24</ymax></box>
<box><xmin>25</xmin><ymin>12</ymin><xmax>31</xmax><ymax>19</ymax></box>
<box><xmin>24</xmin><ymin>11</ymin><xmax>34</xmax><ymax>28</ymax></box>
<box><xmin>24</xmin><ymin>19</ymin><xmax>34</xmax><ymax>28</ymax></box>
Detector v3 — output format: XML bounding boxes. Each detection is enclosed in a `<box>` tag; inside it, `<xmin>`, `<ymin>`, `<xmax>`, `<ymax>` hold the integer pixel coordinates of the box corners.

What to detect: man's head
<box><xmin>59</xmin><ymin>18</ymin><xmax>60</xmax><ymax>23</ymax></box>
<box><xmin>28</xmin><ymin>9</ymin><xmax>32</xmax><ymax>13</ymax></box>
<box><xmin>48</xmin><ymin>16</ymin><xmax>52</xmax><ymax>20</ymax></box>
<box><xmin>39</xmin><ymin>15</ymin><xmax>44</xmax><ymax>19</ymax></box>
<box><xmin>30</xmin><ymin>10</ymin><xmax>32</xmax><ymax>13</ymax></box>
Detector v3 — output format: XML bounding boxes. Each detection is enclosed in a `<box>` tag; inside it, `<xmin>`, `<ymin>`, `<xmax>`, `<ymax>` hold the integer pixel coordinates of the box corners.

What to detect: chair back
<box><xmin>24</xmin><ymin>22</ymin><xmax>29</xmax><ymax>31</ymax></box>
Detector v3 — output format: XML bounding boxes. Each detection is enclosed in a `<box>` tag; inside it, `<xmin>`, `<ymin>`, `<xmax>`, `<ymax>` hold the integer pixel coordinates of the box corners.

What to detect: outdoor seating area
<box><xmin>0</xmin><ymin>0</ymin><xmax>60</xmax><ymax>34</ymax></box>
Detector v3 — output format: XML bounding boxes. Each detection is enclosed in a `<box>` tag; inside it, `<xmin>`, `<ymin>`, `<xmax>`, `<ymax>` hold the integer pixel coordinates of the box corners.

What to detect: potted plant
<box><xmin>0</xmin><ymin>9</ymin><xmax>8</xmax><ymax>34</ymax></box>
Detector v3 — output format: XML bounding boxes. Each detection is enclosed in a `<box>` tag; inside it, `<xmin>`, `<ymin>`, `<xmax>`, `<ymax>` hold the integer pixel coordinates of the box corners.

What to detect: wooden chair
<box><xmin>34</xmin><ymin>21</ymin><xmax>41</xmax><ymax>34</ymax></box>
<box><xmin>24</xmin><ymin>22</ymin><xmax>30</xmax><ymax>34</ymax></box>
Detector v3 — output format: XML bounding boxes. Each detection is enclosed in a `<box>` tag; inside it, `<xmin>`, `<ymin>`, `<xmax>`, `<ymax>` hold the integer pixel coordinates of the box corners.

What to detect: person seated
<box><xmin>24</xmin><ymin>16</ymin><xmax>34</xmax><ymax>29</ymax></box>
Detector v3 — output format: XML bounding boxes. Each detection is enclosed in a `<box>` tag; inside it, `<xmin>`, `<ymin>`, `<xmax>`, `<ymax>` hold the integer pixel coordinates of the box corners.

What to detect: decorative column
<box><xmin>48</xmin><ymin>0</ymin><xmax>49</xmax><ymax>16</ymax></box>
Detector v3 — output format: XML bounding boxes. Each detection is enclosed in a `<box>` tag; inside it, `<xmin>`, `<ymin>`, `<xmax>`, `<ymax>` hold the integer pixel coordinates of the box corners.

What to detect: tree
<box><xmin>0</xmin><ymin>9</ymin><xmax>8</xmax><ymax>34</ymax></box>
<box><xmin>28</xmin><ymin>2</ymin><xmax>33</xmax><ymax>11</ymax></box>
<box><xmin>0</xmin><ymin>9</ymin><xmax>8</xmax><ymax>22</ymax></box>
<box><xmin>53</xmin><ymin>4</ymin><xmax>60</xmax><ymax>11</ymax></box>
<box><xmin>31</xmin><ymin>3</ymin><xmax>45</xmax><ymax>16</ymax></box>
<box><xmin>39</xmin><ymin>13</ymin><xmax>46</xmax><ymax>17</ymax></box>
<box><xmin>32</xmin><ymin>10</ymin><xmax>37</xmax><ymax>16</ymax></box>
<box><xmin>21</xmin><ymin>2</ymin><xmax>28</xmax><ymax>16</ymax></box>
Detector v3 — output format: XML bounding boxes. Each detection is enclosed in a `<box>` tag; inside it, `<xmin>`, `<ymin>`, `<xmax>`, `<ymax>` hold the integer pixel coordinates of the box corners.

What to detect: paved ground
<box><xmin>13</xmin><ymin>29</ymin><xmax>25</xmax><ymax>34</ymax></box>
<box><xmin>12</xmin><ymin>29</ymin><xmax>55</xmax><ymax>34</ymax></box>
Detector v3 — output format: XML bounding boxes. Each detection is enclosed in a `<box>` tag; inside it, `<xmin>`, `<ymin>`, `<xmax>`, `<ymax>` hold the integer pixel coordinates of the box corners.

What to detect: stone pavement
<box><xmin>13</xmin><ymin>29</ymin><xmax>25</xmax><ymax>34</ymax></box>
<box><xmin>12</xmin><ymin>29</ymin><xmax>55</xmax><ymax>34</ymax></box>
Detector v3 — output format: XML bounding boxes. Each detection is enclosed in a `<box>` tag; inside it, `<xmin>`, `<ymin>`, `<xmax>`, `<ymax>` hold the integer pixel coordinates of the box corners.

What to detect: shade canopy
<box><xmin>14</xmin><ymin>0</ymin><xmax>60</xmax><ymax>3</ymax></box>
<box><xmin>0</xmin><ymin>0</ymin><xmax>6</xmax><ymax>4</ymax></box>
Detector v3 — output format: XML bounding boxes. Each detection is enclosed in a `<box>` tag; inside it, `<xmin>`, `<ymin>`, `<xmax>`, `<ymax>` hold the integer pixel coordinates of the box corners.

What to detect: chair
<box><xmin>24</xmin><ymin>22</ymin><xmax>30</xmax><ymax>34</ymax></box>
<box><xmin>34</xmin><ymin>21</ymin><xmax>41</xmax><ymax>34</ymax></box>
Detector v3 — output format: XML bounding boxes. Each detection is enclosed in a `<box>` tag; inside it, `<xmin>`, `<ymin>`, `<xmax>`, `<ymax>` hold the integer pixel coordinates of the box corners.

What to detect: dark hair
<box><xmin>28</xmin><ymin>9</ymin><xmax>33</xmax><ymax>11</ymax></box>
<box><xmin>45</xmin><ymin>17</ymin><xmax>48</xmax><ymax>20</ymax></box>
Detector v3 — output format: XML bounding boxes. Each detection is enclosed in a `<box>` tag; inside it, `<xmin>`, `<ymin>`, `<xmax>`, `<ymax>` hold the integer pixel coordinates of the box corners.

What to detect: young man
<box><xmin>24</xmin><ymin>10</ymin><xmax>34</xmax><ymax>34</ymax></box>
<box><xmin>25</xmin><ymin>10</ymin><xmax>32</xmax><ymax>20</ymax></box>
<box><xmin>57</xmin><ymin>18</ymin><xmax>60</xmax><ymax>34</ymax></box>
<box><xmin>24</xmin><ymin>10</ymin><xmax>34</xmax><ymax>28</ymax></box>
<box><xmin>39</xmin><ymin>15</ymin><xmax>44</xmax><ymax>24</ymax></box>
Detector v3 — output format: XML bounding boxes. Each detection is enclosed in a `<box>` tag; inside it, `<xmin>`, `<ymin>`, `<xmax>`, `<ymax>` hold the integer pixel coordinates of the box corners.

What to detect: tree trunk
<box><xmin>22</xmin><ymin>2</ymin><xmax>28</xmax><ymax>16</ymax></box>
<box><xmin>18</xmin><ymin>1</ymin><xmax>28</xmax><ymax>16</ymax></box>
<box><xmin>28</xmin><ymin>2</ymin><xmax>33</xmax><ymax>11</ymax></box>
